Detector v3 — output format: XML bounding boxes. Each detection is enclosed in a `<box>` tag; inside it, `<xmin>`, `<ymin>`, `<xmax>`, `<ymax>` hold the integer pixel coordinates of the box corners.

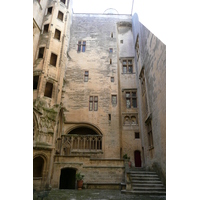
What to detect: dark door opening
<box><xmin>59</xmin><ymin>168</ymin><xmax>76</xmax><ymax>189</ymax></box>
<box><xmin>134</xmin><ymin>150</ymin><xmax>141</xmax><ymax>167</ymax></box>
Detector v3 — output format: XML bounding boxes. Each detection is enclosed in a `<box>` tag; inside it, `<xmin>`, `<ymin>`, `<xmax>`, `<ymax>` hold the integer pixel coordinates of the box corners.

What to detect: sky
<box><xmin>72</xmin><ymin>0</ymin><xmax>167</xmax><ymax>44</ymax></box>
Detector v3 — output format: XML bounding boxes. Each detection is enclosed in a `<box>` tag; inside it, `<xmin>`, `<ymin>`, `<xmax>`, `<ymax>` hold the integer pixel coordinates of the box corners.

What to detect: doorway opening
<box><xmin>59</xmin><ymin>168</ymin><xmax>76</xmax><ymax>189</ymax></box>
<box><xmin>134</xmin><ymin>150</ymin><xmax>141</xmax><ymax>167</ymax></box>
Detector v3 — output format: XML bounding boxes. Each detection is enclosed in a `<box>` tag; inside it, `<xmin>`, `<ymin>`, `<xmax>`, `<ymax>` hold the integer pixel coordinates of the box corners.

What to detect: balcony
<box><xmin>56</xmin><ymin>134</ymin><xmax>103</xmax><ymax>156</ymax></box>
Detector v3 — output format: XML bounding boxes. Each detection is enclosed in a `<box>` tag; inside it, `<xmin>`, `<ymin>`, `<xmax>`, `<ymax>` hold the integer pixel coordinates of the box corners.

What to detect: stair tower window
<box><xmin>44</xmin><ymin>82</ymin><xmax>53</xmax><ymax>98</ymax></box>
<box><xmin>50</xmin><ymin>53</ymin><xmax>57</xmax><ymax>67</ymax></box>
<box><xmin>33</xmin><ymin>76</ymin><xmax>39</xmax><ymax>90</ymax></box>
<box><xmin>54</xmin><ymin>29</ymin><xmax>61</xmax><ymax>40</ymax></box>
<box><xmin>47</xmin><ymin>7</ymin><xmax>52</xmax><ymax>15</ymax></box>
<box><xmin>43</xmin><ymin>24</ymin><xmax>49</xmax><ymax>34</ymax></box>
<box><xmin>57</xmin><ymin>11</ymin><xmax>64</xmax><ymax>21</ymax></box>
<box><xmin>38</xmin><ymin>47</ymin><xmax>45</xmax><ymax>59</ymax></box>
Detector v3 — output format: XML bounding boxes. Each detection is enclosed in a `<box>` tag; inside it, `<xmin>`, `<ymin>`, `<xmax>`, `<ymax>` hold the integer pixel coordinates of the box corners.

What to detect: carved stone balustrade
<box><xmin>58</xmin><ymin>134</ymin><xmax>103</xmax><ymax>155</ymax></box>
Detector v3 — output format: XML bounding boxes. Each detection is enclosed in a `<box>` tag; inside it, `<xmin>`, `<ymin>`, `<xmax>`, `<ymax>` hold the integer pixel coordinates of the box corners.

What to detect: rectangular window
<box><xmin>135</xmin><ymin>132</ymin><xmax>140</xmax><ymax>139</ymax></box>
<box><xmin>43</xmin><ymin>24</ymin><xmax>49</xmax><ymax>34</ymax></box>
<box><xmin>44</xmin><ymin>82</ymin><xmax>53</xmax><ymax>98</ymax></box>
<box><xmin>33</xmin><ymin>76</ymin><xmax>39</xmax><ymax>90</ymax></box>
<box><xmin>77</xmin><ymin>41</ymin><xmax>86</xmax><ymax>52</ymax></box>
<box><xmin>57</xmin><ymin>11</ymin><xmax>64</xmax><ymax>21</ymax></box>
<box><xmin>125</xmin><ymin>90</ymin><xmax>137</xmax><ymax>108</ymax></box>
<box><xmin>84</xmin><ymin>71</ymin><xmax>89</xmax><ymax>82</ymax></box>
<box><xmin>122</xmin><ymin>59</ymin><xmax>133</xmax><ymax>74</ymax></box>
<box><xmin>94</xmin><ymin>96</ymin><xmax>98</xmax><ymax>111</ymax></box>
<box><xmin>132</xmin><ymin>92</ymin><xmax>137</xmax><ymax>108</ymax></box>
<box><xmin>110</xmin><ymin>59</ymin><xmax>112</xmax><ymax>64</ymax></box>
<box><xmin>89</xmin><ymin>96</ymin><xmax>93</xmax><ymax>111</ymax></box>
<box><xmin>112</xmin><ymin>95</ymin><xmax>117</xmax><ymax>105</ymax></box>
<box><xmin>54</xmin><ymin>29</ymin><xmax>61</xmax><ymax>40</ymax></box>
<box><xmin>111</xmin><ymin>77</ymin><xmax>114</xmax><ymax>82</ymax></box>
<box><xmin>38</xmin><ymin>47</ymin><xmax>45</xmax><ymax>59</ymax></box>
<box><xmin>126</xmin><ymin>92</ymin><xmax>131</xmax><ymax>108</ymax></box>
<box><xmin>120</xmin><ymin>40</ymin><xmax>123</xmax><ymax>43</ymax></box>
<box><xmin>77</xmin><ymin>41</ymin><xmax>81</xmax><ymax>52</ymax></box>
<box><xmin>109</xmin><ymin>48</ymin><xmax>113</xmax><ymax>53</ymax></box>
<box><xmin>147</xmin><ymin>121</ymin><xmax>153</xmax><ymax>148</ymax></box>
<box><xmin>82</xmin><ymin>41</ymin><xmax>86</xmax><ymax>52</ymax></box>
<box><xmin>89</xmin><ymin>96</ymin><xmax>98</xmax><ymax>111</ymax></box>
<box><xmin>47</xmin><ymin>7</ymin><xmax>52</xmax><ymax>15</ymax></box>
<box><xmin>111</xmin><ymin>32</ymin><xmax>113</xmax><ymax>38</ymax></box>
<box><xmin>50</xmin><ymin>53</ymin><xmax>57</xmax><ymax>67</ymax></box>
<box><xmin>108</xmin><ymin>114</ymin><xmax>111</xmax><ymax>120</ymax></box>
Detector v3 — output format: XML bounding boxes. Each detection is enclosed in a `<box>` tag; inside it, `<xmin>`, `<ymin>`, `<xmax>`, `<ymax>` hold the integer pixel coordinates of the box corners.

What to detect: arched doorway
<box><xmin>33</xmin><ymin>156</ymin><xmax>44</xmax><ymax>177</ymax></box>
<box><xmin>59</xmin><ymin>168</ymin><xmax>76</xmax><ymax>189</ymax></box>
<box><xmin>134</xmin><ymin>150</ymin><xmax>141</xmax><ymax>167</ymax></box>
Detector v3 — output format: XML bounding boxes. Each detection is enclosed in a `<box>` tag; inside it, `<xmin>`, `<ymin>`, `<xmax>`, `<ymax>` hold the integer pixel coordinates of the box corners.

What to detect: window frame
<box><xmin>135</xmin><ymin>132</ymin><xmax>140</xmax><ymax>139</ymax></box>
<box><xmin>57</xmin><ymin>11</ymin><xmax>64</xmax><ymax>21</ymax></box>
<box><xmin>47</xmin><ymin>7</ymin><xmax>53</xmax><ymax>15</ymax></box>
<box><xmin>122</xmin><ymin>59</ymin><xmax>133</xmax><ymax>74</ymax></box>
<box><xmin>111</xmin><ymin>95</ymin><xmax>117</xmax><ymax>105</ymax></box>
<box><xmin>50</xmin><ymin>52</ymin><xmax>58</xmax><ymax>67</ymax></box>
<box><xmin>125</xmin><ymin>90</ymin><xmax>137</xmax><ymax>109</ymax></box>
<box><xmin>38</xmin><ymin>47</ymin><xmax>45</xmax><ymax>59</ymax></box>
<box><xmin>44</xmin><ymin>82</ymin><xmax>53</xmax><ymax>98</ymax></box>
<box><xmin>54</xmin><ymin>29</ymin><xmax>61</xmax><ymax>40</ymax></box>
<box><xmin>43</xmin><ymin>24</ymin><xmax>49</xmax><ymax>34</ymax></box>
<box><xmin>77</xmin><ymin>41</ymin><xmax>86</xmax><ymax>52</ymax></box>
<box><xmin>89</xmin><ymin>96</ymin><xmax>98</xmax><ymax>111</ymax></box>
<box><xmin>84</xmin><ymin>71</ymin><xmax>89</xmax><ymax>82</ymax></box>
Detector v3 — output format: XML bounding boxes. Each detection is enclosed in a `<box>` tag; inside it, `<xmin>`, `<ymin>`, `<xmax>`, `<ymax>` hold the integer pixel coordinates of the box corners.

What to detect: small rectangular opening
<box><xmin>47</xmin><ymin>7</ymin><xmax>52</xmax><ymax>14</ymax></box>
<box><xmin>110</xmin><ymin>59</ymin><xmax>112</xmax><ymax>64</ymax></box>
<box><xmin>120</xmin><ymin>40</ymin><xmax>123</xmax><ymax>43</ymax></box>
<box><xmin>108</xmin><ymin>114</ymin><xmax>111</xmax><ymax>120</ymax></box>
<box><xmin>111</xmin><ymin>77</ymin><xmax>114</xmax><ymax>82</ymax></box>
<box><xmin>50</xmin><ymin>53</ymin><xmax>57</xmax><ymax>67</ymax></box>
<box><xmin>111</xmin><ymin>32</ymin><xmax>113</xmax><ymax>38</ymax></box>
<box><xmin>38</xmin><ymin>47</ymin><xmax>45</xmax><ymax>59</ymax></box>
<box><xmin>33</xmin><ymin>76</ymin><xmax>39</xmax><ymax>90</ymax></box>
<box><xmin>54</xmin><ymin>29</ymin><xmax>61</xmax><ymax>40</ymax></box>
<box><xmin>43</xmin><ymin>24</ymin><xmax>49</xmax><ymax>33</ymax></box>
<box><xmin>135</xmin><ymin>132</ymin><xmax>140</xmax><ymax>139</ymax></box>
<box><xmin>109</xmin><ymin>48</ymin><xmax>113</xmax><ymax>53</ymax></box>
<box><xmin>112</xmin><ymin>95</ymin><xmax>117</xmax><ymax>105</ymax></box>
<box><xmin>57</xmin><ymin>11</ymin><xmax>64</xmax><ymax>21</ymax></box>
<box><xmin>44</xmin><ymin>82</ymin><xmax>53</xmax><ymax>98</ymax></box>
<box><xmin>84</xmin><ymin>71</ymin><xmax>89</xmax><ymax>82</ymax></box>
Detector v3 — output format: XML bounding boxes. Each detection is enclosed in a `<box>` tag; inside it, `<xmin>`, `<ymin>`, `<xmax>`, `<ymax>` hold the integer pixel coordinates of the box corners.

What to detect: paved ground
<box><xmin>33</xmin><ymin>189</ymin><xmax>166</xmax><ymax>200</ymax></box>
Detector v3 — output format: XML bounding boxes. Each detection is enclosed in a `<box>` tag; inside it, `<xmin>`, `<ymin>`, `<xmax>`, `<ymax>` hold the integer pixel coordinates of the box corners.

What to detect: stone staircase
<box><xmin>121</xmin><ymin>168</ymin><xmax>166</xmax><ymax>195</ymax></box>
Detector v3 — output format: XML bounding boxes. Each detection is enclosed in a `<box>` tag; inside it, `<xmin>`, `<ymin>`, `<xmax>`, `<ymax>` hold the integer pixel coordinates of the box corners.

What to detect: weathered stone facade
<box><xmin>33</xmin><ymin>0</ymin><xmax>166</xmax><ymax>190</ymax></box>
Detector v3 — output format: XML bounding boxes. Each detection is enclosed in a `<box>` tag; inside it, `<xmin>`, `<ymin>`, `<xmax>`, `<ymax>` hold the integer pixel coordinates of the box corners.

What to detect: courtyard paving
<box><xmin>33</xmin><ymin>189</ymin><xmax>166</xmax><ymax>200</ymax></box>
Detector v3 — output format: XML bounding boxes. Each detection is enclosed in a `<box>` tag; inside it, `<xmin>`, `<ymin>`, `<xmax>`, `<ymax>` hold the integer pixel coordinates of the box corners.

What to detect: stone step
<box><xmin>121</xmin><ymin>190</ymin><xmax>166</xmax><ymax>195</ymax></box>
<box><xmin>129</xmin><ymin>171</ymin><xmax>157</xmax><ymax>174</ymax></box>
<box><xmin>132</xmin><ymin>183</ymin><xmax>164</xmax><ymax>187</ymax></box>
<box><xmin>131</xmin><ymin>180</ymin><xmax>163</xmax><ymax>184</ymax></box>
<box><xmin>130</xmin><ymin>174</ymin><xmax>158</xmax><ymax>177</ymax></box>
<box><xmin>130</xmin><ymin>177</ymin><xmax>160</xmax><ymax>181</ymax></box>
<box><xmin>132</xmin><ymin>187</ymin><xmax>166</xmax><ymax>191</ymax></box>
